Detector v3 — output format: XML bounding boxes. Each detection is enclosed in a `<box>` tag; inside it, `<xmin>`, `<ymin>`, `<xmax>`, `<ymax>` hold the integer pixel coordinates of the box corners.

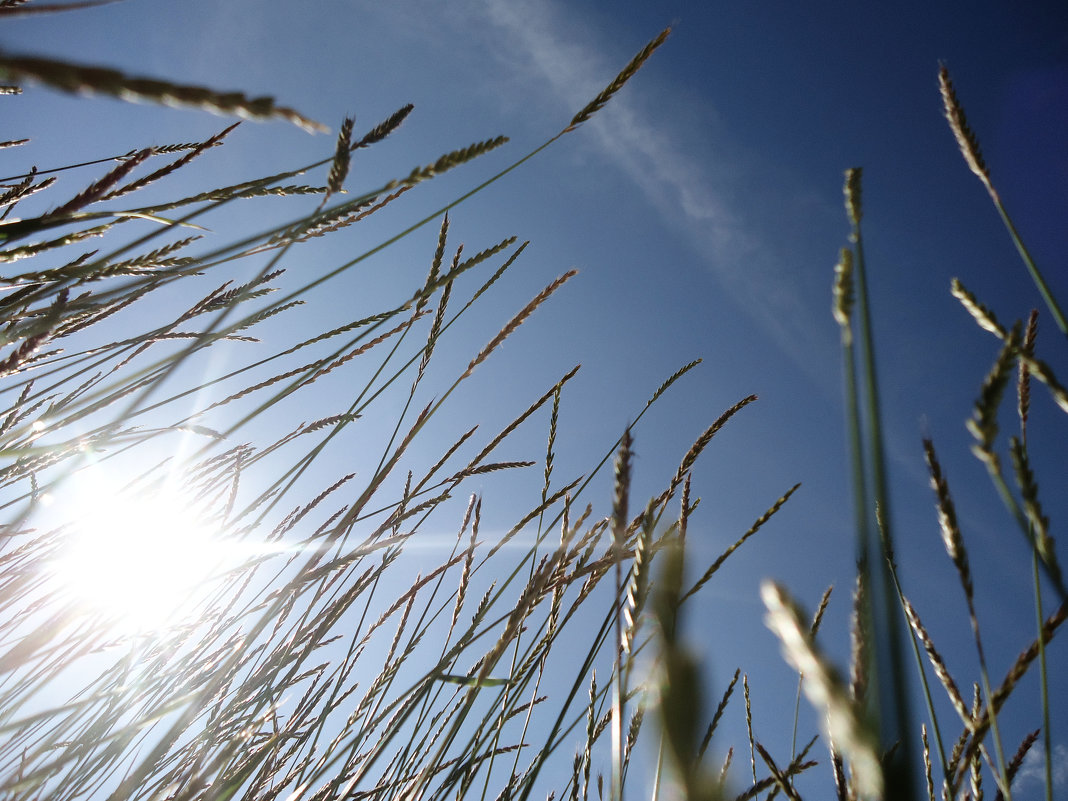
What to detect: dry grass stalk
<box><xmin>570</xmin><ymin>751</ymin><xmax>583</xmax><ymax>801</ymax></box>
<box><xmin>417</xmin><ymin>276</ymin><xmax>452</xmax><ymax>383</ymax></box>
<box><xmin>1018</xmin><ymin>309</ymin><xmax>1038</xmax><ymax>436</ymax></box>
<box><xmin>456</xmin><ymin>240</ymin><xmax>526</xmax><ymax>309</ymax></box>
<box><xmin>543</xmin><ymin>384</ymin><xmax>561</xmax><ymax>501</ymax></box>
<box><xmin>744</xmin><ymin>674</ymin><xmax>756</xmax><ymax>785</ymax></box>
<box><xmin>680</xmin><ymin>483</ymin><xmax>799</xmax><ymax>604</ymax></box>
<box><xmin>565</xmin><ymin>28</ymin><xmax>670</xmax><ymax>132</ymax></box>
<box><xmin>830</xmin><ymin>746</ymin><xmax>847</xmax><ymax>801</ymax></box>
<box><xmin>0</xmin><ymin>378</ymin><xmax>35</xmax><ymax>435</ymax></box>
<box><xmin>95</xmin><ymin>235</ymin><xmax>201</xmax><ymax>280</ymax></box>
<box><xmin>327</xmin><ymin>117</ymin><xmax>354</xmax><ymax>195</ymax></box>
<box><xmin>849</xmin><ymin>570</ymin><xmax>869</xmax><ymax>705</ymax></box>
<box><xmin>844</xmin><ymin>167</ymin><xmax>863</xmax><ymax>227</ymax></box>
<box><xmin>901</xmin><ymin>595</ymin><xmax>970</xmax><ymax>723</ymax></box>
<box><xmin>921</xmin><ymin>725</ymin><xmax>935</xmax><ymax>801</ymax></box>
<box><xmin>611</xmin><ymin>430</ymin><xmax>632</xmax><ymax>556</ymax></box>
<box><xmin>732</xmin><ymin>755</ymin><xmax>819</xmax><ymax>801</ymax></box>
<box><xmin>459</xmin><ymin>365</ymin><xmax>580</xmax><ymax>477</ymax></box>
<box><xmin>1009</xmin><ymin>438</ymin><xmax>1052</xmax><ymax>559</ymax></box>
<box><xmin>0</xmin><ymin>1</ymin><xmax>119</xmax><ymax>16</ymax></box>
<box><xmin>620</xmin><ymin>503</ymin><xmax>652</xmax><ymax>657</ymax></box>
<box><xmin>989</xmin><ymin>599</ymin><xmax>1068</xmax><ymax>717</ymax></box>
<box><xmin>484</xmin><ymin>477</ymin><xmax>581</xmax><ymax>560</ymax></box>
<box><xmin>582</xmin><ymin>672</ymin><xmax>596</xmax><ymax>801</ymax></box>
<box><xmin>673</xmin><ymin>394</ymin><xmax>758</xmax><ymax>490</ymax></box>
<box><xmin>0</xmin><ymin>53</ymin><xmax>326</xmax><ymax>131</ymax></box>
<box><xmin>938</xmin><ymin>65</ymin><xmax>995</xmax><ymax>197</ymax></box>
<box><xmin>181</xmin><ymin>270</ymin><xmax>279</xmax><ymax>321</ymax></box>
<box><xmin>923</xmin><ymin>438</ymin><xmax>972</xmax><ymax>601</ymax></box>
<box><xmin>946</xmin><ymin>728</ymin><xmax>969</xmax><ymax>797</ymax></box>
<box><xmin>643</xmin><ymin>358</ymin><xmax>701</xmax><ymax>410</ymax></box>
<box><xmin>720</xmin><ymin>746</ymin><xmax>733</xmax><ymax>787</ymax></box>
<box><xmin>698</xmin><ymin>667</ymin><xmax>739</xmax><ymax>761</ymax></box>
<box><xmin>950</xmin><ymin>278</ymin><xmax>1008</xmax><ymax>340</ymax></box>
<box><xmin>415</xmin><ymin>424</ymin><xmax>478</xmax><ymax>492</ymax></box>
<box><xmin>1</xmin><ymin>170</ymin><xmax>55</xmax><ymax>211</ymax></box>
<box><xmin>448</xmin><ymin>496</ymin><xmax>479</xmax><ymax>637</ymax></box>
<box><xmin>409</xmin><ymin>235</ymin><xmax>519</xmax><ymax>308</ymax></box>
<box><xmin>353</xmin><ymin>104</ymin><xmax>414</xmax><ymax>149</ymax></box>
<box><xmin>449</xmin><ymin>461</ymin><xmax>535</xmax><ymax>481</ymax></box>
<box><xmin>761</xmin><ymin>580</ymin><xmax>883</xmax><ymax>799</ymax></box>
<box><xmin>0</xmin><ymin>329</ymin><xmax>49</xmax><ymax>376</ymax></box>
<box><xmin>47</xmin><ymin>148</ymin><xmax>151</xmax><ymax>217</ymax></box>
<box><xmin>101</xmin><ymin>122</ymin><xmax>240</xmax><ymax>201</ymax></box>
<box><xmin>992</xmin><ymin>729</ymin><xmax>1040</xmax><ymax>801</ymax></box>
<box><xmin>811</xmin><ymin>585</ymin><xmax>833</xmax><ymax>637</ymax></box>
<box><xmin>0</xmin><ymin>288</ymin><xmax>65</xmax><ymax>376</ymax></box>
<box><xmin>678</xmin><ymin>473</ymin><xmax>692</xmax><ymax>547</ymax></box>
<box><xmin>477</xmin><ymin>553</ymin><xmax>560</xmax><ymax>684</ymax></box>
<box><xmin>300</xmin><ymin>414</ymin><xmax>360</xmax><ymax>435</ymax></box>
<box><xmin>755</xmin><ymin>742</ymin><xmax>803</xmax><ymax>801</ymax></box>
<box><xmin>400</xmin><ymin>136</ymin><xmax>509</xmax><ymax>186</ymax></box>
<box><xmin>967</xmin><ymin>326</ymin><xmax>1019</xmax><ymax>465</ymax></box>
<box><xmin>0</xmin><ymin>222</ymin><xmax>111</xmax><ymax>264</ymax></box>
<box><xmin>267</xmin><ymin>198</ymin><xmax>375</xmax><ymax>247</ymax></box>
<box><xmin>1016</xmin><ymin>350</ymin><xmax>1068</xmax><ymax>416</ymax></box>
<box><xmin>136</xmin><ymin>181</ymin><xmax>326</xmax><ymax>214</ymax></box>
<box><xmin>969</xmin><ymin>685</ymin><xmax>983</xmax><ymax>801</ymax></box>
<box><xmin>833</xmin><ymin>247</ymin><xmax>854</xmax><ymax>339</ymax></box>
<box><xmin>416</xmin><ymin>214</ymin><xmax>449</xmax><ymax>316</ymax></box>
<box><xmin>462</xmin><ymin>270</ymin><xmax>576</xmax><ymax>380</ymax></box>
<box><xmin>623</xmin><ymin>705</ymin><xmax>643</xmax><ymax>768</ymax></box>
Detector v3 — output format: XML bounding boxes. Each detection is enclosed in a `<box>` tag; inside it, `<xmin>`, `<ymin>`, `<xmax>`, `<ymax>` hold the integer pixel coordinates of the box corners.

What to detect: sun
<box><xmin>54</xmin><ymin>472</ymin><xmax>239</xmax><ymax>634</ymax></box>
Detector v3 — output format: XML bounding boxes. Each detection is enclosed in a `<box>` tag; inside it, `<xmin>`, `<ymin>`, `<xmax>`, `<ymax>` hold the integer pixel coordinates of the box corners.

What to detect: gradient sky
<box><xmin>6</xmin><ymin>1</ymin><xmax>1068</xmax><ymax>798</ymax></box>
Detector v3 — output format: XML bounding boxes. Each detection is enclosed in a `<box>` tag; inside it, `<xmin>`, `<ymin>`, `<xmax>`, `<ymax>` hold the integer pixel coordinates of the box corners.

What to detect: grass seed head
<box><xmin>843</xmin><ymin>168</ymin><xmax>863</xmax><ymax>227</ymax></box>
<box><xmin>762</xmin><ymin>580</ymin><xmax>883</xmax><ymax>800</ymax></box>
<box><xmin>0</xmin><ymin>53</ymin><xmax>327</xmax><ymax>131</ymax></box>
<box><xmin>923</xmin><ymin>438</ymin><xmax>973</xmax><ymax>602</ymax></box>
<box><xmin>950</xmin><ymin>278</ymin><xmax>1007</xmax><ymax>340</ymax></box>
<box><xmin>833</xmin><ymin>247</ymin><xmax>855</xmax><ymax>337</ymax></box>
<box><xmin>327</xmin><ymin>117</ymin><xmax>354</xmax><ymax>194</ymax></box>
<box><xmin>566</xmin><ymin>28</ymin><xmax>670</xmax><ymax>132</ymax></box>
<box><xmin>938</xmin><ymin>64</ymin><xmax>994</xmax><ymax>194</ymax></box>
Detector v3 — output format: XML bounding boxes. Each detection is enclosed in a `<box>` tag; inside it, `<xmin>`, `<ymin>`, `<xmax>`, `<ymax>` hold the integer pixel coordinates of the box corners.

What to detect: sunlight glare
<box><xmin>56</xmin><ymin>476</ymin><xmax>236</xmax><ymax>632</ymax></box>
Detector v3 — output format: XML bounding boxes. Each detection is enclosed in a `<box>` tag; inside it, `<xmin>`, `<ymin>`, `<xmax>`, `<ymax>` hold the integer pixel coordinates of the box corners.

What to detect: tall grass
<box><xmin>0</xmin><ymin>8</ymin><xmax>784</xmax><ymax>801</ymax></box>
<box><xmin>754</xmin><ymin>67</ymin><xmax>1068</xmax><ymax>801</ymax></box>
<box><xmin>2</xmin><ymin>5</ymin><xmax>1066</xmax><ymax>801</ymax></box>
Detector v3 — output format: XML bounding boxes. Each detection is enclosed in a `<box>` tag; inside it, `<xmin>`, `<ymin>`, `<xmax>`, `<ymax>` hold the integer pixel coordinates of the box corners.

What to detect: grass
<box><xmin>1</xmin><ymin>4</ymin><xmax>1066</xmax><ymax>801</ymax></box>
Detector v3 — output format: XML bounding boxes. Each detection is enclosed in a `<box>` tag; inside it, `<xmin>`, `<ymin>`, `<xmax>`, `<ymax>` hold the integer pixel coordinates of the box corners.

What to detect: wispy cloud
<box><xmin>467</xmin><ymin>0</ymin><xmax>842</xmax><ymax>383</ymax></box>
<box><xmin>479</xmin><ymin>0</ymin><xmax>747</xmax><ymax>254</ymax></box>
<box><xmin>1018</xmin><ymin>741</ymin><xmax>1068</xmax><ymax>794</ymax></box>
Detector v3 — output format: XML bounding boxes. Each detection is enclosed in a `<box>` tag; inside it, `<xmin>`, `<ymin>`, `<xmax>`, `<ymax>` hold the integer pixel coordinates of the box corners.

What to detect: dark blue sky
<box><xmin>5</xmin><ymin>1</ymin><xmax>1068</xmax><ymax>797</ymax></box>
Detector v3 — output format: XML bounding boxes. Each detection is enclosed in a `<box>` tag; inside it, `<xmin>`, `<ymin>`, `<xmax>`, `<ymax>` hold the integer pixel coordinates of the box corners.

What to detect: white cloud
<box><xmin>479</xmin><ymin>0</ymin><xmax>745</xmax><ymax>251</ymax></box>
<box><xmin>1017</xmin><ymin>741</ymin><xmax>1068</xmax><ymax>794</ymax></box>
<box><xmin>469</xmin><ymin>0</ymin><xmax>840</xmax><ymax>383</ymax></box>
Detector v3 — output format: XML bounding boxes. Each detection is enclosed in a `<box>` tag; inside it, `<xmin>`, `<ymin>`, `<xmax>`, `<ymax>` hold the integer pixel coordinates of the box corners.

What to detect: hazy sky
<box><xmin>6</xmin><ymin>1</ymin><xmax>1068</xmax><ymax>797</ymax></box>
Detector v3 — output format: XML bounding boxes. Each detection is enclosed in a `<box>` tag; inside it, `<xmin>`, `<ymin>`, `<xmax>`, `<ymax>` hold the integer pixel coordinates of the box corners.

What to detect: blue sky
<box><xmin>5</xmin><ymin>1</ymin><xmax>1068</xmax><ymax>798</ymax></box>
